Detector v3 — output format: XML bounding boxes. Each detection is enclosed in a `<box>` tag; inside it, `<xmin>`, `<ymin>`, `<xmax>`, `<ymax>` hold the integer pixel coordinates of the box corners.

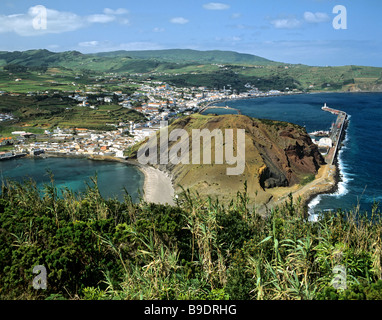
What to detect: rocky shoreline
<box><xmin>30</xmin><ymin>114</ymin><xmax>348</xmax><ymax>214</ymax></box>
<box><xmin>23</xmin><ymin>93</ymin><xmax>350</xmax><ymax>212</ymax></box>
<box><xmin>304</xmin><ymin>119</ymin><xmax>350</xmax><ymax>216</ymax></box>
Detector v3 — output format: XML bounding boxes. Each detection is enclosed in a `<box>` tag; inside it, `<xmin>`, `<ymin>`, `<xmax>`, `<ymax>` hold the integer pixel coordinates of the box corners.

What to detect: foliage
<box><xmin>1</xmin><ymin>176</ymin><xmax>382</xmax><ymax>300</ymax></box>
<box><xmin>300</xmin><ymin>174</ymin><xmax>316</xmax><ymax>186</ymax></box>
<box><xmin>1</xmin><ymin>49</ymin><xmax>381</xmax><ymax>94</ymax></box>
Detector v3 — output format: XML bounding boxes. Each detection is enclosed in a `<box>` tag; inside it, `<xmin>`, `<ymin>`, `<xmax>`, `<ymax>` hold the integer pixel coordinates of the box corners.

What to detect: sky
<box><xmin>0</xmin><ymin>0</ymin><xmax>381</xmax><ymax>67</ymax></box>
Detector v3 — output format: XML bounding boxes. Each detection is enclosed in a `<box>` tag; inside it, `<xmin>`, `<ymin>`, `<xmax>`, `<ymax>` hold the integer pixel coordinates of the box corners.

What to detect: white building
<box><xmin>318</xmin><ymin>138</ymin><xmax>333</xmax><ymax>148</ymax></box>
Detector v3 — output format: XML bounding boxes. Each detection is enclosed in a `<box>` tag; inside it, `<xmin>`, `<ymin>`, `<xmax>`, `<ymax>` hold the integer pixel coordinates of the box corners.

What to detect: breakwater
<box><xmin>321</xmin><ymin>104</ymin><xmax>349</xmax><ymax>166</ymax></box>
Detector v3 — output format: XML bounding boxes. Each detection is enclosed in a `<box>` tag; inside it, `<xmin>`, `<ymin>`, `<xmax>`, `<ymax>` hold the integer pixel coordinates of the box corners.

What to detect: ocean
<box><xmin>209</xmin><ymin>92</ymin><xmax>382</xmax><ymax>216</ymax></box>
<box><xmin>1</xmin><ymin>92</ymin><xmax>381</xmax><ymax>215</ymax></box>
<box><xmin>0</xmin><ymin>157</ymin><xmax>144</xmax><ymax>202</ymax></box>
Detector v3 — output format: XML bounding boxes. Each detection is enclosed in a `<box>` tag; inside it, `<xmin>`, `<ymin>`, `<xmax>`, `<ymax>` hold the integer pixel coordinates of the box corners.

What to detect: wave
<box><xmin>308</xmin><ymin>195</ymin><xmax>322</xmax><ymax>222</ymax></box>
<box><xmin>333</xmin><ymin>126</ymin><xmax>352</xmax><ymax>198</ymax></box>
<box><xmin>308</xmin><ymin>116</ymin><xmax>352</xmax><ymax>220</ymax></box>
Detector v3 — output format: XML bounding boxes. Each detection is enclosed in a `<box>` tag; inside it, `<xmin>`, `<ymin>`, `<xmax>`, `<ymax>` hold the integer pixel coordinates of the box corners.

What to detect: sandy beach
<box><xmin>34</xmin><ymin>153</ymin><xmax>176</xmax><ymax>205</ymax></box>
<box><xmin>126</xmin><ymin>160</ymin><xmax>175</xmax><ymax>205</ymax></box>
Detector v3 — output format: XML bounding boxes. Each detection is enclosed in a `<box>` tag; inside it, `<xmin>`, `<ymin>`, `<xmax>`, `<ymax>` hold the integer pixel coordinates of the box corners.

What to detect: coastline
<box><xmin>305</xmin><ymin>118</ymin><xmax>350</xmax><ymax>215</ymax></box>
<box><xmin>265</xmin><ymin>114</ymin><xmax>349</xmax><ymax>217</ymax></box>
<box><xmin>28</xmin><ymin>152</ymin><xmax>176</xmax><ymax>206</ymax></box>
<box><xmin>125</xmin><ymin>160</ymin><xmax>175</xmax><ymax>206</ymax></box>
<box><xmin>201</xmin><ymin>92</ymin><xmax>350</xmax><ymax>215</ymax></box>
<box><xmin>16</xmin><ymin>91</ymin><xmax>353</xmax><ymax>211</ymax></box>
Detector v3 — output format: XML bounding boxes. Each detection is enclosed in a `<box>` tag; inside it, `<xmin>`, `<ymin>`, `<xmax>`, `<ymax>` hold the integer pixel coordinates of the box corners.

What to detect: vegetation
<box><xmin>0</xmin><ymin>94</ymin><xmax>146</xmax><ymax>131</ymax></box>
<box><xmin>94</xmin><ymin>49</ymin><xmax>276</xmax><ymax>65</ymax></box>
<box><xmin>1</xmin><ymin>49</ymin><xmax>381</xmax><ymax>94</ymax></box>
<box><xmin>300</xmin><ymin>174</ymin><xmax>316</xmax><ymax>186</ymax></box>
<box><xmin>1</xmin><ymin>177</ymin><xmax>382</xmax><ymax>300</ymax></box>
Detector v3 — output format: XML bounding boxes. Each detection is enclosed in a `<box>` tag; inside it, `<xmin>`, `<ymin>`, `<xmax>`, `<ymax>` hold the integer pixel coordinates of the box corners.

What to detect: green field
<box><xmin>1</xmin><ymin>49</ymin><xmax>381</xmax><ymax>93</ymax></box>
<box><xmin>0</xmin><ymin>94</ymin><xmax>146</xmax><ymax>133</ymax></box>
<box><xmin>0</xmin><ymin>48</ymin><xmax>381</xmax><ymax>133</ymax></box>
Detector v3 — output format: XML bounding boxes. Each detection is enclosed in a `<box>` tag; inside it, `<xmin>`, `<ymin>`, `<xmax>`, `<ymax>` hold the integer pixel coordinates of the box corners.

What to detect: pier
<box><xmin>322</xmin><ymin>103</ymin><xmax>348</xmax><ymax>165</ymax></box>
<box><xmin>0</xmin><ymin>153</ymin><xmax>27</xmax><ymax>161</ymax></box>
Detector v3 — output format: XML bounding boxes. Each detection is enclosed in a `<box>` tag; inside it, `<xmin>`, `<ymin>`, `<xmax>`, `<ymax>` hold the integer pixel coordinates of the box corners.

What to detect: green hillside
<box><xmin>0</xmin><ymin>49</ymin><xmax>381</xmax><ymax>93</ymax></box>
<box><xmin>94</xmin><ymin>49</ymin><xmax>277</xmax><ymax>65</ymax></box>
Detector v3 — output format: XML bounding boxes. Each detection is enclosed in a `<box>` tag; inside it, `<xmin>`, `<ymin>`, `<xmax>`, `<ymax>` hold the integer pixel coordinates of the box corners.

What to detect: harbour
<box><xmin>320</xmin><ymin>103</ymin><xmax>349</xmax><ymax>166</ymax></box>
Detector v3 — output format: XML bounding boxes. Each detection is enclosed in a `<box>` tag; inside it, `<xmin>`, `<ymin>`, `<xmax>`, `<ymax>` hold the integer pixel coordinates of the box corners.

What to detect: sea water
<box><xmin>2</xmin><ymin>92</ymin><xmax>382</xmax><ymax>213</ymax></box>
<box><xmin>0</xmin><ymin>157</ymin><xmax>144</xmax><ymax>202</ymax></box>
<box><xmin>210</xmin><ymin>92</ymin><xmax>382</xmax><ymax>216</ymax></box>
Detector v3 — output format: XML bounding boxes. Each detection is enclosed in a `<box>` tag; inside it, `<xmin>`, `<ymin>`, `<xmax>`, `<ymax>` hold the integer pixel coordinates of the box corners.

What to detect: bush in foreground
<box><xmin>1</xmin><ymin>178</ymin><xmax>382</xmax><ymax>300</ymax></box>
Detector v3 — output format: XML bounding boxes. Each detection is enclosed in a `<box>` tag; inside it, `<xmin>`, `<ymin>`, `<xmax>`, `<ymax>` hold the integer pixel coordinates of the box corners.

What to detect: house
<box><xmin>116</xmin><ymin>150</ymin><xmax>125</xmax><ymax>158</ymax></box>
<box><xmin>11</xmin><ymin>131</ymin><xmax>26</xmax><ymax>135</ymax></box>
<box><xmin>318</xmin><ymin>138</ymin><xmax>333</xmax><ymax>148</ymax></box>
<box><xmin>148</xmin><ymin>103</ymin><xmax>161</xmax><ymax>108</ymax></box>
<box><xmin>21</xmin><ymin>133</ymin><xmax>36</xmax><ymax>139</ymax></box>
<box><xmin>0</xmin><ymin>137</ymin><xmax>13</xmax><ymax>146</ymax></box>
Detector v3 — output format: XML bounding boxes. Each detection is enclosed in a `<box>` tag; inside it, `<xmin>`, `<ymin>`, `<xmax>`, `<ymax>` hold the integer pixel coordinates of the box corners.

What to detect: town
<box><xmin>0</xmin><ymin>76</ymin><xmax>300</xmax><ymax>160</ymax></box>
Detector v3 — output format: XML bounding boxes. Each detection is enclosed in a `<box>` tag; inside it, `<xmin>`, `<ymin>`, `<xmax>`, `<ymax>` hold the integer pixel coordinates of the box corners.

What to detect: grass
<box><xmin>1</xmin><ymin>176</ymin><xmax>382</xmax><ymax>300</ymax></box>
<box><xmin>1</xmin><ymin>61</ymin><xmax>381</xmax><ymax>95</ymax></box>
<box><xmin>0</xmin><ymin>145</ymin><xmax>14</xmax><ymax>152</ymax></box>
<box><xmin>300</xmin><ymin>174</ymin><xmax>316</xmax><ymax>186</ymax></box>
<box><xmin>0</xmin><ymin>92</ymin><xmax>146</xmax><ymax>131</ymax></box>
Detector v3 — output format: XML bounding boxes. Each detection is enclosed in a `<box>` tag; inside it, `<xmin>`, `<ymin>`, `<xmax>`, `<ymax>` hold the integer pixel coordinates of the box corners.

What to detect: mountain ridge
<box><xmin>93</xmin><ymin>48</ymin><xmax>278</xmax><ymax>65</ymax></box>
<box><xmin>0</xmin><ymin>49</ymin><xmax>381</xmax><ymax>93</ymax></box>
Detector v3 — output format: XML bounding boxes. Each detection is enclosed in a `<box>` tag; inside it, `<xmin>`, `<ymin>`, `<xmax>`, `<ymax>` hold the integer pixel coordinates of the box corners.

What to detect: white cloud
<box><xmin>270</xmin><ymin>18</ymin><xmax>302</xmax><ymax>29</ymax></box>
<box><xmin>79</xmin><ymin>41</ymin><xmax>100</xmax><ymax>47</ymax></box>
<box><xmin>76</xmin><ymin>40</ymin><xmax>165</xmax><ymax>53</ymax></box>
<box><xmin>103</xmin><ymin>8</ymin><xmax>129</xmax><ymax>15</ymax></box>
<box><xmin>0</xmin><ymin>5</ymin><xmax>126</xmax><ymax>36</ymax></box>
<box><xmin>170</xmin><ymin>17</ymin><xmax>189</xmax><ymax>24</ymax></box>
<box><xmin>153</xmin><ymin>27</ymin><xmax>165</xmax><ymax>32</ymax></box>
<box><xmin>120</xmin><ymin>18</ymin><xmax>130</xmax><ymax>25</ymax></box>
<box><xmin>304</xmin><ymin>12</ymin><xmax>330</xmax><ymax>23</ymax></box>
<box><xmin>269</xmin><ymin>12</ymin><xmax>330</xmax><ymax>30</ymax></box>
<box><xmin>118</xmin><ymin>42</ymin><xmax>165</xmax><ymax>51</ymax></box>
<box><xmin>231</xmin><ymin>13</ymin><xmax>242</xmax><ymax>19</ymax></box>
<box><xmin>87</xmin><ymin>14</ymin><xmax>115</xmax><ymax>24</ymax></box>
<box><xmin>203</xmin><ymin>2</ymin><xmax>230</xmax><ymax>10</ymax></box>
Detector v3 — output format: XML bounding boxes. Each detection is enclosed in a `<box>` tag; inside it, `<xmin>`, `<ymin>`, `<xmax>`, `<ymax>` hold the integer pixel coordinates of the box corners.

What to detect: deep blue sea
<box><xmin>209</xmin><ymin>92</ymin><xmax>382</xmax><ymax>216</ymax></box>
<box><xmin>1</xmin><ymin>92</ymin><xmax>381</xmax><ymax>214</ymax></box>
<box><xmin>0</xmin><ymin>157</ymin><xmax>144</xmax><ymax>202</ymax></box>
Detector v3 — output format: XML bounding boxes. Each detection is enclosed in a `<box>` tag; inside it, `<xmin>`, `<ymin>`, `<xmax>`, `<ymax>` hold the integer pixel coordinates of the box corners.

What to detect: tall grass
<box><xmin>1</xmin><ymin>176</ymin><xmax>382</xmax><ymax>300</ymax></box>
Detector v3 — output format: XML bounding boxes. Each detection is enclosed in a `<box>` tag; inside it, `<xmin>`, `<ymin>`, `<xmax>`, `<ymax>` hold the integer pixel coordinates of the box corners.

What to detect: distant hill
<box><xmin>0</xmin><ymin>49</ymin><xmax>84</xmax><ymax>67</ymax></box>
<box><xmin>0</xmin><ymin>49</ymin><xmax>278</xmax><ymax>71</ymax></box>
<box><xmin>94</xmin><ymin>49</ymin><xmax>278</xmax><ymax>65</ymax></box>
<box><xmin>0</xmin><ymin>49</ymin><xmax>381</xmax><ymax>93</ymax></box>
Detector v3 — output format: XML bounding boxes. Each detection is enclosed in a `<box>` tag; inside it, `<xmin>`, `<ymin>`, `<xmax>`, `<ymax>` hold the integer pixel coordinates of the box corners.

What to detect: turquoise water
<box><xmin>209</xmin><ymin>92</ymin><xmax>382</xmax><ymax>216</ymax></box>
<box><xmin>2</xmin><ymin>92</ymin><xmax>382</xmax><ymax>214</ymax></box>
<box><xmin>0</xmin><ymin>157</ymin><xmax>144</xmax><ymax>202</ymax></box>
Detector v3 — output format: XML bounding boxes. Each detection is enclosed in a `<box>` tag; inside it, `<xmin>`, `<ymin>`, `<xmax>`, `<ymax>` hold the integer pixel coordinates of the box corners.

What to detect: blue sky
<box><xmin>0</xmin><ymin>0</ymin><xmax>381</xmax><ymax>66</ymax></box>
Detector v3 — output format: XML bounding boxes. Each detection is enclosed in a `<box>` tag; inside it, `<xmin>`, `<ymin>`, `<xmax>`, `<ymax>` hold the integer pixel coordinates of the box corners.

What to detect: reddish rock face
<box><xmin>131</xmin><ymin>114</ymin><xmax>326</xmax><ymax>205</ymax></box>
